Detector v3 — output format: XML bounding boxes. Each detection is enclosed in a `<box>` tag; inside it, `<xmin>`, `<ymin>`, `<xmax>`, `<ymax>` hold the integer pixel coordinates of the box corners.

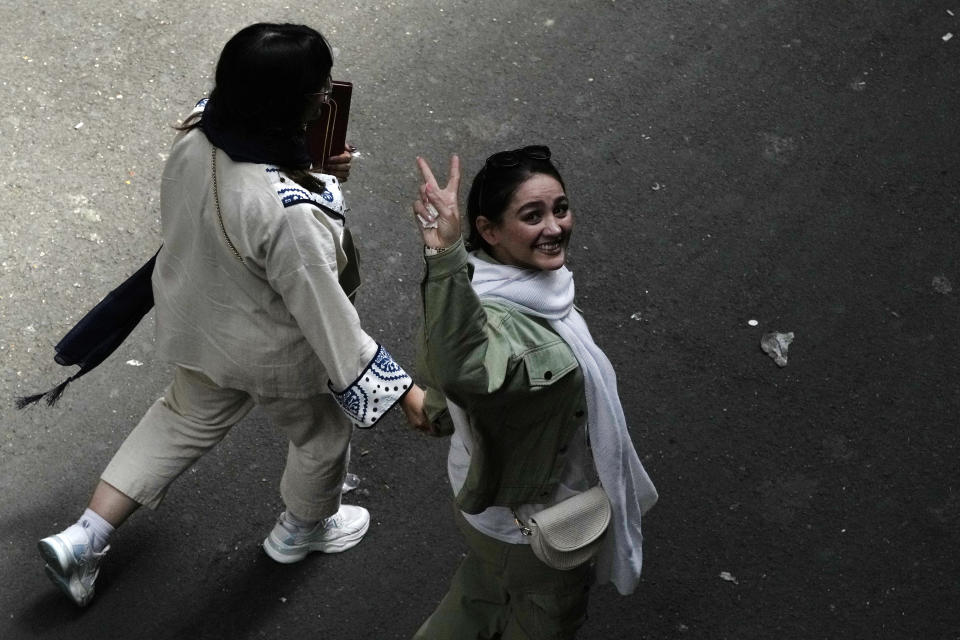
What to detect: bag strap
<box><xmin>211</xmin><ymin>145</ymin><xmax>244</xmax><ymax>263</ymax></box>
<box><xmin>512</xmin><ymin>510</ymin><xmax>532</xmax><ymax>537</ymax></box>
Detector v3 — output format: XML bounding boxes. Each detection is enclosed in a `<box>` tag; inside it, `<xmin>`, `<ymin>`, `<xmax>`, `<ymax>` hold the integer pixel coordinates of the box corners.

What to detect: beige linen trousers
<box><xmin>101</xmin><ymin>366</ymin><xmax>351</xmax><ymax>521</ymax></box>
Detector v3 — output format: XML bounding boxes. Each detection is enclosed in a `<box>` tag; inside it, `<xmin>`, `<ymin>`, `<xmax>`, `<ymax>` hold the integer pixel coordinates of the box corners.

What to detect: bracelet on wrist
<box><xmin>424</xmin><ymin>245</ymin><xmax>453</xmax><ymax>256</ymax></box>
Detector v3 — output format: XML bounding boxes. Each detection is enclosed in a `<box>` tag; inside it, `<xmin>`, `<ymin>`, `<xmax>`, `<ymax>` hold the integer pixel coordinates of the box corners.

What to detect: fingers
<box><xmin>411</xmin><ymin>197</ymin><xmax>429</xmax><ymax>219</ymax></box>
<box><xmin>447</xmin><ymin>154</ymin><xmax>461</xmax><ymax>194</ymax></box>
<box><xmin>417</xmin><ymin>155</ymin><xmax>460</xmax><ymax>193</ymax></box>
<box><xmin>417</xmin><ymin>417</ymin><xmax>440</xmax><ymax>436</ymax></box>
<box><xmin>416</xmin><ymin>156</ymin><xmax>438</xmax><ymax>190</ymax></box>
<box><xmin>414</xmin><ymin>155</ymin><xmax>461</xmax><ymax>242</ymax></box>
<box><xmin>412</xmin><ymin>198</ymin><xmax>439</xmax><ymax>230</ymax></box>
<box><xmin>326</xmin><ymin>149</ymin><xmax>352</xmax><ymax>165</ymax></box>
<box><xmin>400</xmin><ymin>386</ymin><xmax>433</xmax><ymax>433</ymax></box>
<box><xmin>415</xmin><ymin>183</ymin><xmax>441</xmax><ymax>227</ymax></box>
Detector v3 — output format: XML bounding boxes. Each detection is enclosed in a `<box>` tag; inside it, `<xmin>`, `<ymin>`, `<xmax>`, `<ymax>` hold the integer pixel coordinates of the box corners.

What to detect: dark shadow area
<box><xmin>156</xmin><ymin>550</ymin><xmax>316</xmax><ymax>640</ymax></box>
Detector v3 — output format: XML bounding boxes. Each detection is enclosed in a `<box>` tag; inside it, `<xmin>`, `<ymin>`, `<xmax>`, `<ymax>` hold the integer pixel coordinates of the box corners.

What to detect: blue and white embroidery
<box><xmin>330</xmin><ymin>345</ymin><xmax>412</xmax><ymax>428</ymax></box>
<box><xmin>269</xmin><ymin>167</ymin><xmax>346</xmax><ymax>219</ymax></box>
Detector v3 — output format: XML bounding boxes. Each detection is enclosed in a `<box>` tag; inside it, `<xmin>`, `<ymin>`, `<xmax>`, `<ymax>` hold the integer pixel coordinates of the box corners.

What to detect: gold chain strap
<box><xmin>211</xmin><ymin>146</ymin><xmax>244</xmax><ymax>263</ymax></box>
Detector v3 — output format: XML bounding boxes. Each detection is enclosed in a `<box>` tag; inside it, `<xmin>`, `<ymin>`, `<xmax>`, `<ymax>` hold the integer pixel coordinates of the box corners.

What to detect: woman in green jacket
<box><xmin>410</xmin><ymin>148</ymin><xmax>658</xmax><ymax>639</ymax></box>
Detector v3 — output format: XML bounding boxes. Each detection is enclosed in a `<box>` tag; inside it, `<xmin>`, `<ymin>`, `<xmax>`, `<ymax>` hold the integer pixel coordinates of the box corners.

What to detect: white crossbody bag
<box><xmin>513</xmin><ymin>485</ymin><xmax>611</xmax><ymax>571</ymax></box>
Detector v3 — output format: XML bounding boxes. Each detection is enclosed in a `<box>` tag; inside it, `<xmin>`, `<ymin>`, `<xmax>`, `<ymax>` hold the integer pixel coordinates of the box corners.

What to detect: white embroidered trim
<box><xmin>269</xmin><ymin>168</ymin><xmax>346</xmax><ymax>217</ymax></box>
<box><xmin>329</xmin><ymin>345</ymin><xmax>412</xmax><ymax>427</ymax></box>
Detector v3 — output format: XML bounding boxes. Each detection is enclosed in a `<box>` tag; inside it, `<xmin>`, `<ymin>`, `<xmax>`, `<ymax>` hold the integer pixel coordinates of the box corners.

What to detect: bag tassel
<box><xmin>15</xmin><ymin>375</ymin><xmax>76</xmax><ymax>409</ymax></box>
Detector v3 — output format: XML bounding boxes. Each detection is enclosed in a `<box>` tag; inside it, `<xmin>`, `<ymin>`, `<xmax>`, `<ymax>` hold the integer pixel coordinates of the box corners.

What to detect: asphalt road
<box><xmin>1</xmin><ymin>1</ymin><xmax>958</xmax><ymax>639</ymax></box>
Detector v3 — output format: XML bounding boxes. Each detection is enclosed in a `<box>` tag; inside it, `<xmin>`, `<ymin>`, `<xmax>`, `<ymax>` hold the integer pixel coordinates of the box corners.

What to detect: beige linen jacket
<box><xmin>152</xmin><ymin>119</ymin><xmax>410</xmax><ymax>426</ymax></box>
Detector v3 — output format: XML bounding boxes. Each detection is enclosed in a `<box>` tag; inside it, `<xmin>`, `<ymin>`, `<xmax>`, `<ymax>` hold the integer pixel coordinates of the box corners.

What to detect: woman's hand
<box><xmin>412</xmin><ymin>155</ymin><xmax>462</xmax><ymax>249</ymax></box>
<box><xmin>323</xmin><ymin>144</ymin><xmax>356</xmax><ymax>182</ymax></box>
<box><xmin>399</xmin><ymin>384</ymin><xmax>432</xmax><ymax>433</ymax></box>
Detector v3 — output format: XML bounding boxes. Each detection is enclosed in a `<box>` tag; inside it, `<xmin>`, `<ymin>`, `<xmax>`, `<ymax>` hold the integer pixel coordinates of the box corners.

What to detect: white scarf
<box><xmin>466</xmin><ymin>252</ymin><xmax>658</xmax><ymax>595</ymax></box>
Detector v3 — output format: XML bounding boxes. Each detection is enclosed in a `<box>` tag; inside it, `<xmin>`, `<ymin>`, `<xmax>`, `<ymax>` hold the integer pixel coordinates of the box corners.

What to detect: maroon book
<box><xmin>306</xmin><ymin>80</ymin><xmax>352</xmax><ymax>171</ymax></box>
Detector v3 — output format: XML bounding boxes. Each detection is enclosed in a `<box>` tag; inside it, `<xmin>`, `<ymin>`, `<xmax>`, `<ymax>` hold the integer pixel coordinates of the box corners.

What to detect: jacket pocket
<box><xmin>521</xmin><ymin>340</ymin><xmax>579</xmax><ymax>387</ymax></box>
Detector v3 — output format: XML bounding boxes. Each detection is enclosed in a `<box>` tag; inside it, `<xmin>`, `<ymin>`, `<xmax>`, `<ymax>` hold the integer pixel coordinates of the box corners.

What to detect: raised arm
<box><xmin>412</xmin><ymin>156</ymin><xmax>518</xmax><ymax>412</ymax></box>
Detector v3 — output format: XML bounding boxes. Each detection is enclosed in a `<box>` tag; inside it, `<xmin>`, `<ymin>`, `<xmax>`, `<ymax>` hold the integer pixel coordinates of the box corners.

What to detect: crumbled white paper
<box><xmin>760</xmin><ymin>331</ymin><xmax>794</xmax><ymax>367</ymax></box>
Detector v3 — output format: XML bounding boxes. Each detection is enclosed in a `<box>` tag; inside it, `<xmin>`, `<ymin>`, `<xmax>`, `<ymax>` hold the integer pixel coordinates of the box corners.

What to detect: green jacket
<box><xmin>418</xmin><ymin>239</ymin><xmax>588</xmax><ymax>514</ymax></box>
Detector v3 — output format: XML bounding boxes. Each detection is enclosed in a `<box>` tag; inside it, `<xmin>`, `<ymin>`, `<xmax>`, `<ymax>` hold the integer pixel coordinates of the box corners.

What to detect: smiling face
<box><xmin>477</xmin><ymin>173</ymin><xmax>573</xmax><ymax>271</ymax></box>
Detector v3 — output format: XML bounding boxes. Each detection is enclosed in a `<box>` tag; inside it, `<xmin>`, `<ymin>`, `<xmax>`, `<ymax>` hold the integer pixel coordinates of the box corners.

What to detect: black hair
<box><xmin>178</xmin><ymin>23</ymin><xmax>333</xmax><ymax>192</ymax></box>
<box><xmin>185</xmin><ymin>23</ymin><xmax>333</xmax><ymax>136</ymax></box>
<box><xmin>465</xmin><ymin>151</ymin><xmax>566</xmax><ymax>253</ymax></box>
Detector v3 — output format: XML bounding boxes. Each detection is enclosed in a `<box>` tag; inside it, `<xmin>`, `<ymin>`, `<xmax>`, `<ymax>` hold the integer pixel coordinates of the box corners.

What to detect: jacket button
<box><xmin>575</xmin><ymin>410</ymin><xmax>585</xmax><ymax>418</ymax></box>
<box><xmin>544</xmin><ymin>371</ymin><xmax>553</xmax><ymax>380</ymax></box>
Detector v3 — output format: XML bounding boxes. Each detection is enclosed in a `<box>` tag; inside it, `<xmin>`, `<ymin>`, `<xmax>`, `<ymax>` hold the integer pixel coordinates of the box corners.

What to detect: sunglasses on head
<box><xmin>478</xmin><ymin>145</ymin><xmax>552</xmax><ymax>217</ymax></box>
<box><xmin>484</xmin><ymin>145</ymin><xmax>551</xmax><ymax>170</ymax></box>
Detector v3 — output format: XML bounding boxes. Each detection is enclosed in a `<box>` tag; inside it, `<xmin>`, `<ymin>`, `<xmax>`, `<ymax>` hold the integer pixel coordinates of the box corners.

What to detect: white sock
<box><xmin>283</xmin><ymin>511</ymin><xmax>320</xmax><ymax>532</ymax></box>
<box><xmin>67</xmin><ymin>508</ymin><xmax>114</xmax><ymax>553</ymax></box>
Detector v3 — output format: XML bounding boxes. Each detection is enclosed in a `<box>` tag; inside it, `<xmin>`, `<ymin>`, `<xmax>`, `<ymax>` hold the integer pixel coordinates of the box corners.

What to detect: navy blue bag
<box><xmin>16</xmin><ymin>249</ymin><xmax>159</xmax><ymax>408</ymax></box>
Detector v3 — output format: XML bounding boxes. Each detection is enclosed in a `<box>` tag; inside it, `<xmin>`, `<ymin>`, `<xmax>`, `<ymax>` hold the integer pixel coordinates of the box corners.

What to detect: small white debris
<box><xmin>949</xmin><ymin>9</ymin><xmax>955</xmax><ymax>16</ymax></box>
<box><xmin>719</xmin><ymin>571</ymin><xmax>739</xmax><ymax>584</ymax></box>
<box><xmin>74</xmin><ymin>122</ymin><xmax>84</xmax><ymax>129</ymax></box>
<box><xmin>279</xmin><ymin>597</ymin><xmax>287</xmax><ymax>603</ymax></box>
<box><xmin>651</xmin><ymin>182</ymin><xmax>664</xmax><ymax>191</ymax></box>
<box><xmin>932</xmin><ymin>275</ymin><xmax>953</xmax><ymax>294</ymax></box>
<box><xmin>630</xmin><ymin>312</ymin><xmax>642</xmax><ymax>321</ymax></box>
<box><xmin>126</xmin><ymin>360</ymin><xmax>144</xmax><ymax>367</ymax></box>
<box><xmin>944</xmin><ymin>32</ymin><xmax>954</xmax><ymax>42</ymax></box>
<box><xmin>760</xmin><ymin>331</ymin><xmax>794</xmax><ymax>367</ymax></box>
<box><xmin>747</xmin><ymin>319</ymin><xmax>759</xmax><ymax>327</ymax></box>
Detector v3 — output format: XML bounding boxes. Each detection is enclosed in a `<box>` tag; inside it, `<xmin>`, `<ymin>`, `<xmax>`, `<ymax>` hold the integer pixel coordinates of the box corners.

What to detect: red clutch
<box><xmin>306</xmin><ymin>80</ymin><xmax>352</xmax><ymax>170</ymax></box>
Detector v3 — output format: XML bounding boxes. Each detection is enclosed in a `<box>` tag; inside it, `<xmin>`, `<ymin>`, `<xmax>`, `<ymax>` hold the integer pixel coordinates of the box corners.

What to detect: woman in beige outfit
<box><xmin>37</xmin><ymin>23</ymin><xmax>425</xmax><ymax>608</ymax></box>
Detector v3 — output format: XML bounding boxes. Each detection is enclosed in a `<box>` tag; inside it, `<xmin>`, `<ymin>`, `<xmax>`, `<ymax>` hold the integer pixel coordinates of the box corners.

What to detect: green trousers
<box><xmin>413</xmin><ymin>509</ymin><xmax>592</xmax><ymax>640</ymax></box>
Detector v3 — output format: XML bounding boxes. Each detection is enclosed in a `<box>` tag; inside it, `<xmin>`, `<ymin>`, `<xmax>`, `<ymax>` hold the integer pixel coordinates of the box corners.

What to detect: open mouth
<box><xmin>534</xmin><ymin>238</ymin><xmax>564</xmax><ymax>254</ymax></box>
<box><xmin>534</xmin><ymin>242</ymin><xmax>563</xmax><ymax>256</ymax></box>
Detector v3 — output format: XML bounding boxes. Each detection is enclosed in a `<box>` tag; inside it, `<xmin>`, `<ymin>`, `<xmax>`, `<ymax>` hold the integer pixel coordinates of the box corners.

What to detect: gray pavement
<box><xmin>2</xmin><ymin>1</ymin><xmax>958</xmax><ymax>639</ymax></box>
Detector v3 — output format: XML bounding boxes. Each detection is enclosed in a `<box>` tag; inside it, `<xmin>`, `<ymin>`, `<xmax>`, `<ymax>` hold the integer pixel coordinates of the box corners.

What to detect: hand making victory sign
<box><xmin>413</xmin><ymin>155</ymin><xmax>462</xmax><ymax>249</ymax></box>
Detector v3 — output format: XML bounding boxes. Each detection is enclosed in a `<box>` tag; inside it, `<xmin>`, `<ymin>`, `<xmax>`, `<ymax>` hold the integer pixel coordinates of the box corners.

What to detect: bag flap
<box><xmin>530</xmin><ymin>486</ymin><xmax>611</xmax><ymax>552</ymax></box>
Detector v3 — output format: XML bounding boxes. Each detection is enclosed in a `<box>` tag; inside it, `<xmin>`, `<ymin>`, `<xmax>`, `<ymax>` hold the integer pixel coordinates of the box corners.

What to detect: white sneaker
<box><xmin>38</xmin><ymin>528</ymin><xmax>109</xmax><ymax>607</ymax></box>
<box><xmin>263</xmin><ymin>505</ymin><xmax>370</xmax><ymax>564</ymax></box>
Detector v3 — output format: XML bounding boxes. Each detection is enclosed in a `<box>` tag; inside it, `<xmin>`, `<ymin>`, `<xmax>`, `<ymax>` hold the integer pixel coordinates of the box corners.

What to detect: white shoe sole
<box><xmin>262</xmin><ymin>517</ymin><xmax>370</xmax><ymax>564</ymax></box>
<box><xmin>38</xmin><ymin>537</ymin><xmax>93</xmax><ymax>607</ymax></box>
<box><xmin>39</xmin><ymin>536</ymin><xmax>74</xmax><ymax>574</ymax></box>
